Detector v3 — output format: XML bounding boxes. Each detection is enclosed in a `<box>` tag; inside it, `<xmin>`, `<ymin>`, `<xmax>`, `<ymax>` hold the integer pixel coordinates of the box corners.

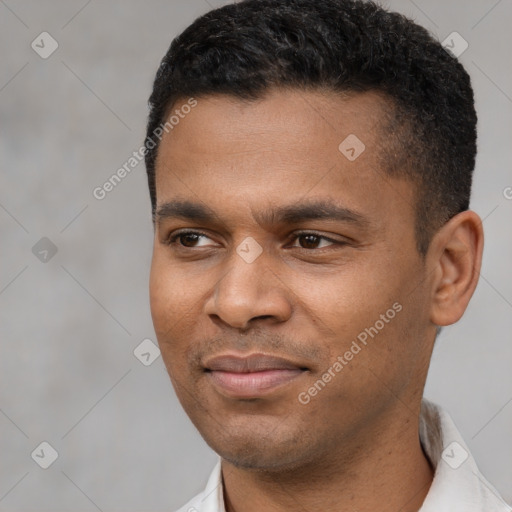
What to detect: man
<box><xmin>144</xmin><ymin>0</ymin><xmax>511</xmax><ymax>510</ymax></box>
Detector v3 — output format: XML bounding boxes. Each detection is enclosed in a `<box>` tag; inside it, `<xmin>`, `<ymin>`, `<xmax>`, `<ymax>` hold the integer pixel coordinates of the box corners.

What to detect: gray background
<box><xmin>0</xmin><ymin>0</ymin><xmax>511</xmax><ymax>510</ymax></box>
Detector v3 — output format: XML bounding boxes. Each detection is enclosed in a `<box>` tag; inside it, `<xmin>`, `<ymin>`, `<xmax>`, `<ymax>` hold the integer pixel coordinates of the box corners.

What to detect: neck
<box><xmin>221</xmin><ymin>402</ymin><xmax>434</xmax><ymax>512</ymax></box>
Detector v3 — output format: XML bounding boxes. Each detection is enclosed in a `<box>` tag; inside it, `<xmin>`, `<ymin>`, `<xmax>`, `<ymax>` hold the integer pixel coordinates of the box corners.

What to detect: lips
<box><xmin>204</xmin><ymin>353</ymin><xmax>308</xmax><ymax>398</ymax></box>
<box><xmin>205</xmin><ymin>353</ymin><xmax>306</xmax><ymax>373</ymax></box>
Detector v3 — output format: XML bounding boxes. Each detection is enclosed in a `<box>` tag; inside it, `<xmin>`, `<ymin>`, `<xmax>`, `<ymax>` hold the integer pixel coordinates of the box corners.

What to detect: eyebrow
<box><xmin>155</xmin><ymin>199</ymin><xmax>369</xmax><ymax>228</ymax></box>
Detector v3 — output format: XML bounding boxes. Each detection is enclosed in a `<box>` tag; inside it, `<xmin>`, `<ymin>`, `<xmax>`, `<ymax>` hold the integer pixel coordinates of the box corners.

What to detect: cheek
<box><xmin>150</xmin><ymin>249</ymin><xmax>198</xmax><ymax>325</ymax></box>
<box><xmin>149</xmin><ymin>256</ymin><xmax>169</xmax><ymax>333</ymax></box>
<box><xmin>149</xmin><ymin>250</ymin><xmax>212</xmax><ymax>375</ymax></box>
<box><xmin>295</xmin><ymin>264</ymin><xmax>392</xmax><ymax>335</ymax></box>
<box><xmin>149</xmin><ymin>251</ymin><xmax>190</xmax><ymax>346</ymax></box>
<box><xmin>303</xmin><ymin>261</ymin><xmax>416</xmax><ymax>385</ymax></box>
<box><xmin>149</xmin><ymin>266</ymin><xmax>190</xmax><ymax>384</ymax></box>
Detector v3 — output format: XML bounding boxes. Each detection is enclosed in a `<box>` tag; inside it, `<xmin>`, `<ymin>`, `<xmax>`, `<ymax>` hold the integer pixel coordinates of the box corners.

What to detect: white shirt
<box><xmin>176</xmin><ymin>399</ymin><xmax>511</xmax><ymax>511</ymax></box>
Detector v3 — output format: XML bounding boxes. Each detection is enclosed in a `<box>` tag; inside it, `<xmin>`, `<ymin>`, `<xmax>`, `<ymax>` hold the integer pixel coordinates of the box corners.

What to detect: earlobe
<box><xmin>429</xmin><ymin>210</ymin><xmax>484</xmax><ymax>327</ymax></box>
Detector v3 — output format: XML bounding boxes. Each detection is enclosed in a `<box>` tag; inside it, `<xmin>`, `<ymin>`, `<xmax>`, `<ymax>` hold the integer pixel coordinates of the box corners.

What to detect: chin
<box><xmin>220</xmin><ymin>449</ymin><xmax>303</xmax><ymax>472</ymax></box>
<box><xmin>202</xmin><ymin>426</ymin><xmax>313</xmax><ymax>472</ymax></box>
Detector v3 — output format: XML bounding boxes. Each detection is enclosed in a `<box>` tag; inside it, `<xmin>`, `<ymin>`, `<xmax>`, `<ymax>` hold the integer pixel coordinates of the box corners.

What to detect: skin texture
<box><xmin>149</xmin><ymin>89</ymin><xmax>484</xmax><ymax>512</ymax></box>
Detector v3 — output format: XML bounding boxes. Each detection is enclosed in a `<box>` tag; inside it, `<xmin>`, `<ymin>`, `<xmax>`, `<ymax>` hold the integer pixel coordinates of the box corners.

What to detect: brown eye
<box><xmin>167</xmin><ymin>231</ymin><xmax>213</xmax><ymax>248</ymax></box>
<box><xmin>298</xmin><ymin>234</ymin><xmax>322</xmax><ymax>249</ymax></box>
<box><xmin>291</xmin><ymin>233</ymin><xmax>338</xmax><ymax>250</ymax></box>
<box><xmin>178</xmin><ymin>233</ymin><xmax>201</xmax><ymax>247</ymax></box>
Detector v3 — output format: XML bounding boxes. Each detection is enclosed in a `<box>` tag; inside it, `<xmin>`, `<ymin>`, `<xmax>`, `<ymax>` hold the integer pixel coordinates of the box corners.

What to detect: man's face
<box><xmin>150</xmin><ymin>89</ymin><xmax>436</xmax><ymax>471</ymax></box>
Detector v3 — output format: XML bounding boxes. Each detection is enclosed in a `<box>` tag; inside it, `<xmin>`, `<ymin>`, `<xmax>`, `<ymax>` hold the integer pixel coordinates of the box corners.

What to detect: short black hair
<box><xmin>145</xmin><ymin>0</ymin><xmax>477</xmax><ymax>255</ymax></box>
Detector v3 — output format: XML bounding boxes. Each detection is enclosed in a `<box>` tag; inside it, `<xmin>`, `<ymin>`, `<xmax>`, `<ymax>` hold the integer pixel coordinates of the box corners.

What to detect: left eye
<box><xmin>290</xmin><ymin>233</ymin><xmax>338</xmax><ymax>249</ymax></box>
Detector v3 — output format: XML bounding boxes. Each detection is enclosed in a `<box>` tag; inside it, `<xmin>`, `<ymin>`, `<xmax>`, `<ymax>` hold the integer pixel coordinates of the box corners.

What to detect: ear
<box><xmin>428</xmin><ymin>210</ymin><xmax>484</xmax><ymax>326</ymax></box>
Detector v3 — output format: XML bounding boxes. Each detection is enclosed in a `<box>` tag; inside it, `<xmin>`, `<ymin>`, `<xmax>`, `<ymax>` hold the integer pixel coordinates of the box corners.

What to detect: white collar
<box><xmin>176</xmin><ymin>399</ymin><xmax>511</xmax><ymax>511</ymax></box>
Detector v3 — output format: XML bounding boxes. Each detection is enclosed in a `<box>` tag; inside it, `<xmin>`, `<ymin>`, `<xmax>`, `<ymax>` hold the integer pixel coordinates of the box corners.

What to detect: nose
<box><xmin>204</xmin><ymin>244</ymin><xmax>293</xmax><ymax>331</ymax></box>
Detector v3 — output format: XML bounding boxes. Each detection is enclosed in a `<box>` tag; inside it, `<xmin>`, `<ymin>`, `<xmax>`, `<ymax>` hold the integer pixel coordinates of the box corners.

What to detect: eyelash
<box><xmin>166</xmin><ymin>230</ymin><xmax>345</xmax><ymax>250</ymax></box>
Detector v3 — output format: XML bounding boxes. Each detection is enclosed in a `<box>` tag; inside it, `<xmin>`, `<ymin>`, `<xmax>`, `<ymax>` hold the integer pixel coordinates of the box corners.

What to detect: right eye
<box><xmin>166</xmin><ymin>230</ymin><xmax>216</xmax><ymax>248</ymax></box>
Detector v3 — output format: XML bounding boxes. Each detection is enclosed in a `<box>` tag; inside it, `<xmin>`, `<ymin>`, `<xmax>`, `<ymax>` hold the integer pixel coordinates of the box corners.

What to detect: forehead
<box><xmin>153</xmin><ymin>88</ymin><xmax>413</xmax><ymax>231</ymax></box>
<box><xmin>157</xmin><ymin>88</ymin><xmax>387</xmax><ymax>161</ymax></box>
